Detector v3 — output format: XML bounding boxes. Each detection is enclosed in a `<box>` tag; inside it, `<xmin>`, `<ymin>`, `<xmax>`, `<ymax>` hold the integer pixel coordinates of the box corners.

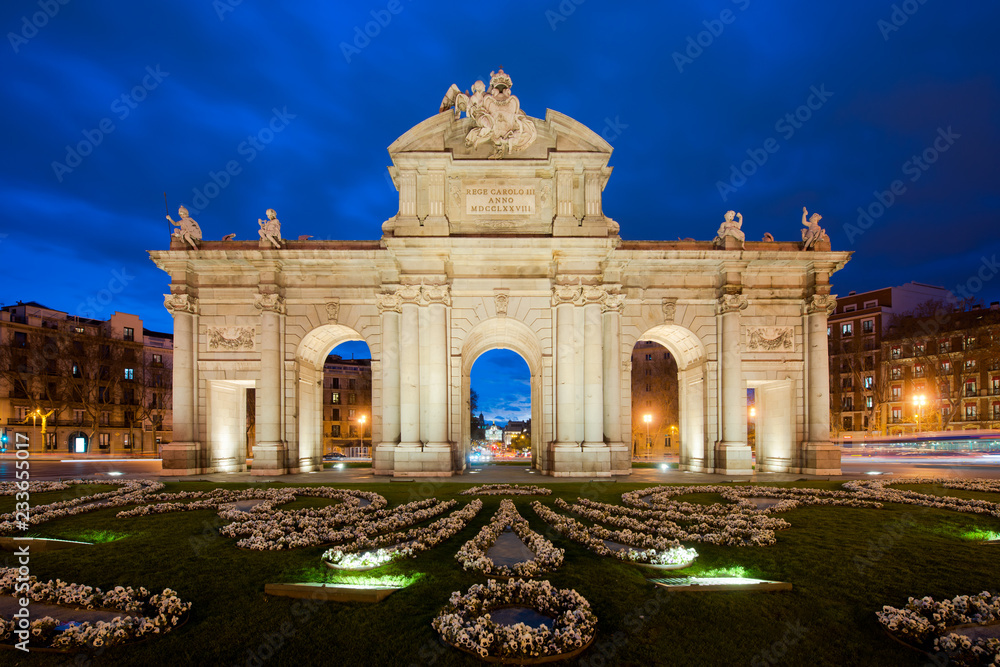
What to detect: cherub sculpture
<box><xmin>439</xmin><ymin>68</ymin><xmax>537</xmax><ymax>159</ymax></box>
<box><xmin>166</xmin><ymin>205</ymin><xmax>202</xmax><ymax>250</ymax></box>
<box><xmin>801</xmin><ymin>206</ymin><xmax>829</xmax><ymax>250</ymax></box>
<box><xmin>714</xmin><ymin>210</ymin><xmax>745</xmax><ymax>249</ymax></box>
<box><xmin>258</xmin><ymin>208</ymin><xmax>282</xmax><ymax>248</ymax></box>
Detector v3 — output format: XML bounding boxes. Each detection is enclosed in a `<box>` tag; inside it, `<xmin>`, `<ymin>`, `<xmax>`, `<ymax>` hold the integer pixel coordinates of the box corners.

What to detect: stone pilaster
<box><xmin>162</xmin><ymin>293</ymin><xmax>201</xmax><ymax>473</ymax></box>
<box><xmin>803</xmin><ymin>293</ymin><xmax>840</xmax><ymax>475</ymax></box>
<box><xmin>375</xmin><ymin>290</ymin><xmax>401</xmax><ymax>474</ymax></box>
<box><xmin>423</xmin><ymin>285</ymin><xmax>451</xmax><ymax>449</ymax></box>
<box><xmin>552</xmin><ymin>285</ymin><xmax>579</xmax><ymax>446</ymax></box>
<box><xmin>582</xmin><ymin>287</ymin><xmax>605</xmax><ymax>447</ymax></box>
<box><xmin>397</xmin><ymin>285</ymin><xmax>421</xmax><ymax>449</ymax></box>
<box><xmin>601</xmin><ymin>289</ymin><xmax>628</xmax><ymax>471</ymax></box>
<box><xmin>252</xmin><ymin>291</ymin><xmax>287</xmax><ymax>475</ymax></box>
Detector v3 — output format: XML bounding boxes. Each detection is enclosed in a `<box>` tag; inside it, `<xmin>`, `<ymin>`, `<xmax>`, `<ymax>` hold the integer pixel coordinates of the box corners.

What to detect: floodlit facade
<box><xmin>150</xmin><ymin>71</ymin><xmax>850</xmax><ymax>477</ymax></box>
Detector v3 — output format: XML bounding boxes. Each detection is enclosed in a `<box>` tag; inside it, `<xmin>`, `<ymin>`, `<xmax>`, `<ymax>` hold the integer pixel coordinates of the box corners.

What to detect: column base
<box><xmin>251</xmin><ymin>442</ymin><xmax>288</xmax><ymax>476</ymax></box>
<box><xmin>714</xmin><ymin>442</ymin><xmax>753</xmax><ymax>475</ymax></box>
<box><xmin>607</xmin><ymin>442</ymin><xmax>631</xmax><ymax>475</ymax></box>
<box><xmin>545</xmin><ymin>442</ymin><xmax>611</xmax><ymax>476</ymax></box>
<box><xmin>160</xmin><ymin>442</ymin><xmax>205</xmax><ymax>475</ymax></box>
<box><xmin>392</xmin><ymin>446</ymin><xmax>454</xmax><ymax>476</ymax></box>
<box><xmin>801</xmin><ymin>442</ymin><xmax>841</xmax><ymax>475</ymax></box>
<box><xmin>373</xmin><ymin>445</ymin><xmax>396</xmax><ymax>476</ymax></box>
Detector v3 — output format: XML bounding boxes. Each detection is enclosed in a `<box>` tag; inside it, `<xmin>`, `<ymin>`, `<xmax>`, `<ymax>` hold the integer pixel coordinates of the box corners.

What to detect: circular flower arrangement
<box><xmin>432</xmin><ymin>579</ymin><xmax>597</xmax><ymax>662</ymax></box>
<box><xmin>459</xmin><ymin>484</ymin><xmax>553</xmax><ymax>497</ymax></box>
<box><xmin>877</xmin><ymin>591</ymin><xmax>1000</xmax><ymax>665</ymax></box>
<box><xmin>455</xmin><ymin>499</ymin><xmax>563</xmax><ymax>577</ymax></box>
<box><xmin>0</xmin><ymin>568</ymin><xmax>191</xmax><ymax>651</ymax></box>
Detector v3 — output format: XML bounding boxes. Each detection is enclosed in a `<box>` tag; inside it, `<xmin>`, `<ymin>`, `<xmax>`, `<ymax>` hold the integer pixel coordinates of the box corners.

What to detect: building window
<box><xmin>941</xmin><ymin>361</ymin><xmax>951</xmax><ymax>374</ymax></box>
<box><xmin>842</xmin><ymin>396</ymin><xmax>853</xmax><ymax>410</ymax></box>
<box><xmin>74</xmin><ymin>326</ymin><xmax>85</xmax><ymax>334</ymax></box>
<box><xmin>864</xmin><ymin>300</ymin><xmax>878</xmax><ymax>309</ymax></box>
<box><xmin>863</xmin><ymin>375</ymin><xmax>873</xmax><ymax>389</ymax></box>
<box><xmin>843</xmin><ymin>416</ymin><xmax>853</xmax><ymax>430</ymax></box>
<box><xmin>891</xmin><ymin>367</ymin><xmax>902</xmax><ymax>380</ymax></box>
<box><xmin>965</xmin><ymin>404</ymin><xmax>978</xmax><ymax>420</ymax></box>
<box><xmin>965</xmin><ymin>359</ymin><xmax>976</xmax><ymax>371</ymax></box>
<box><xmin>892</xmin><ymin>407</ymin><xmax>902</xmax><ymax>422</ymax></box>
<box><xmin>123</xmin><ymin>434</ymin><xmax>131</xmax><ymax>449</ymax></box>
<box><xmin>844</xmin><ymin>305</ymin><xmax>856</xmax><ymax>312</ymax></box>
<box><xmin>842</xmin><ymin>377</ymin><xmax>853</xmax><ymax>389</ymax></box>
<box><xmin>890</xmin><ymin>345</ymin><xmax>901</xmax><ymax>359</ymax></box>
<box><xmin>841</xmin><ymin>323</ymin><xmax>853</xmax><ymax>336</ymax></box>
<box><xmin>124</xmin><ymin>368</ymin><xmax>134</xmax><ymax>380</ymax></box>
<box><xmin>152</xmin><ymin>353</ymin><xmax>162</xmax><ymax>365</ymax></box>
<box><xmin>330</xmin><ymin>392</ymin><xmax>340</xmax><ymax>405</ymax></box>
<box><xmin>913</xmin><ymin>364</ymin><xmax>924</xmax><ymax>378</ymax></box>
<box><xmin>72</xmin><ymin>363</ymin><xmax>81</xmax><ymax>378</ymax></box>
<box><xmin>645</xmin><ymin>354</ymin><xmax>652</xmax><ymax>361</ymax></box>
<box><xmin>331</xmin><ymin>408</ymin><xmax>340</xmax><ymax>421</ymax></box>
<box><xmin>993</xmin><ymin>403</ymin><xmax>1000</xmax><ymax>419</ymax></box>
<box><xmin>73</xmin><ymin>409</ymin><xmax>84</xmax><ymax>423</ymax></box>
<box><xmin>891</xmin><ymin>386</ymin><xmax>901</xmax><ymax>400</ymax></box>
<box><xmin>992</xmin><ymin>377</ymin><xmax>1000</xmax><ymax>395</ymax></box>
<box><xmin>862</xmin><ymin>319</ymin><xmax>874</xmax><ymax>334</ymax></box>
<box><xmin>915</xmin><ymin>342</ymin><xmax>925</xmax><ymax>355</ymax></box>
<box><xmin>646</xmin><ymin>400</ymin><xmax>652</xmax><ymax>407</ymax></box>
<box><xmin>98</xmin><ymin>433</ymin><xmax>110</xmax><ymax>449</ymax></box>
<box><xmin>348</xmin><ymin>393</ymin><xmax>356</xmax><ymax>404</ymax></box>
<box><xmin>123</xmin><ymin>327</ymin><xmax>134</xmax><ymax>341</ymax></box>
<box><xmin>45</xmin><ymin>433</ymin><xmax>57</xmax><ymax>451</ymax></box>
<box><xmin>101</xmin><ymin>411</ymin><xmax>110</xmax><ymax>425</ymax></box>
<box><xmin>645</xmin><ymin>368</ymin><xmax>651</xmax><ymax>376</ymax></box>
<box><xmin>331</xmin><ymin>378</ymin><xmax>340</xmax><ymax>389</ymax></box>
<box><xmin>349</xmin><ymin>425</ymin><xmax>358</xmax><ymax>437</ymax></box>
<box><xmin>966</xmin><ymin>380</ymin><xmax>977</xmax><ymax>396</ymax></box>
<box><xmin>939</xmin><ymin>339</ymin><xmax>951</xmax><ymax>353</ymax></box>
<box><xmin>645</xmin><ymin>384</ymin><xmax>651</xmax><ymax>392</ymax></box>
<box><xmin>348</xmin><ymin>409</ymin><xmax>356</xmax><ymax>419</ymax></box>
<box><xmin>964</xmin><ymin>336</ymin><xmax>976</xmax><ymax>350</ymax></box>
<box><xmin>865</xmin><ymin>396</ymin><xmax>874</xmax><ymax>409</ymax></box>
<box><xmin>349</xmin><ymin>378</ymin><xmax>356</xmax><ymax>390</ymax></box>
<box><xmin>330</xmin><ymin>424</ymin><xmax>340</xmax><ymax>437</ymax></box>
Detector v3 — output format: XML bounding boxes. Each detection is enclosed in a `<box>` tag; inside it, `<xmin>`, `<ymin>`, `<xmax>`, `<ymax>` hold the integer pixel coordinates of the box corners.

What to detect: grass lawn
<box><xmin>4</xmin><ymin>479</ymin><xmax>999</xmax><ymax>666</ymax></box>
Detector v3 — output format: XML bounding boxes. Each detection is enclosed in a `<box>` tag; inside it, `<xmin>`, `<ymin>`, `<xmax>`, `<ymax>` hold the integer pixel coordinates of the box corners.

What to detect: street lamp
<box><xmin>912</xmin><ymin>394</ymin><xmax>926</xmax><ymax>433</ymax></box>
<box><xmin>358</xmin><ymin>415</ymin><xmax>367</xmax><ymax>457</ymax></box>
<box><xmin>643</xmin><ymin>414</ymin><xmax>652</xmax><ymax>459</ymax></box>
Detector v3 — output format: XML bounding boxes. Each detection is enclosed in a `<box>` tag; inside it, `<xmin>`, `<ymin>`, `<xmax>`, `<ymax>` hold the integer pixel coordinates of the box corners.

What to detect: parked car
<box><xmin>322</xmin><ymin>453</ymin><xmax>347</xmax><ymax>461</ymax></box>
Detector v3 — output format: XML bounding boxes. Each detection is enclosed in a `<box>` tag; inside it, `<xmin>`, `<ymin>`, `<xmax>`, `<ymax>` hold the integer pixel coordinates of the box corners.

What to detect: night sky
<box><xmin>3</xmin><ymin>2</ymin><xmax>998</xmax><ymax>423</ymax></box>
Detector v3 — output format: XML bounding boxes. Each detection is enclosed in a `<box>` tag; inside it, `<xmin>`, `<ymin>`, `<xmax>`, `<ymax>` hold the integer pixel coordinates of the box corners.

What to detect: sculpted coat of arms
<box><xmin>440</xmin><ymin>68</ymin><xmax>537</xmax><ymax>159</ymax></box>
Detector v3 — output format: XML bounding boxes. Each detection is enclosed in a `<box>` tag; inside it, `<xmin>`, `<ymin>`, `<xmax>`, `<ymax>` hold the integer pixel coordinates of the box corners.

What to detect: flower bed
<box><xmin>532</xmin><ymin>501</ymin><xmax>697</xmax><ymax>566</ymax></box>
<box><xmin>877</xmin><ymin>591</ymin><xmax>1000</xmax><ymax>665</ymax></box>
<box><xmin>0</xmin><ymin>568</ymin><xmax>191</xmax><ymax>651</ymax></box>
<box><xmin>456</xmin><ymin>499</ymin><xmax>563</xmax><ymax>577</ymax></box>
<box><xmin>322</xmin><ymin>500</ymin><xmax>483</xmax><ymax>568</ymax></box>
<box><xmin>459</xmin><ymin>484</ymin><xmax>553</xmax><ymax>497</ymax></box>
<box><xmin>432</xmin><ymin>579</ymin><xmax>597</xmax><ymax>662</ymax></box>
<box><xmin>845</xmin><ymin>479</ymin><xmax>1000</xmax><ymax>517</ymax></box>
<box><xmin>0</xmin><ymin>480</ymin><xmax>164</xmax><ymax>535</ymax></box>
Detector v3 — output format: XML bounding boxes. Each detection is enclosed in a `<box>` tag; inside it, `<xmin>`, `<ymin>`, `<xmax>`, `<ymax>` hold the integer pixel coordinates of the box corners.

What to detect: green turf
<box><xmin>5</xmin><ymin>480</ymin><xmax>999</xmax><ymax>665</ymax></box>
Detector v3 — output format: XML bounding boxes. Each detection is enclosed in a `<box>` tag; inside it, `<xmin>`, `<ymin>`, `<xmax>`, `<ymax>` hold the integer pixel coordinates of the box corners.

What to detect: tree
<box><xmin>0</xmin><ymin>328</ymin><xmax>68</xmax><ymax>449</ymax></box>
<box><xmin>469</xmin><ymin>388</ymin><xmax>485</xmax><ymax>440</ymax></box>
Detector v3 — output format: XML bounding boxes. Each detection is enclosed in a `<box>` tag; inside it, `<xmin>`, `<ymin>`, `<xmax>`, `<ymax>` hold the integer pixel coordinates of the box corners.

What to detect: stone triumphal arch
<box><xmin>150</xmin><ymin>69</ymin><xmax>850</xmax><ymax>478</ymax></box>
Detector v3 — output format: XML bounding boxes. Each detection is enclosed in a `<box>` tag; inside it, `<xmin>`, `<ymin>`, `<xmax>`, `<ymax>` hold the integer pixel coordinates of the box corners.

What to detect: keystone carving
<box><xmin>163</xmin><ymin>293</ymin><xmax>198</xmax><ymax>315</ymax></box>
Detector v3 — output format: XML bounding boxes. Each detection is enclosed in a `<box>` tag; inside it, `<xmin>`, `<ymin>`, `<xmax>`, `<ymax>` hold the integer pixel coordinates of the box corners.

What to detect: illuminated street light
<box><xmin>643</xmin><ymin>414</ymin><xmax>652</xmax><ymax>459</ymax></box>
<box><xmin>912</xmin><ymin>394</ymin><xmax>926</xmax><ymax>433</ymax></box>
<box><xmin>359</xmin><ymin>414</ymin><xmax>367</xmax><ymax>457</ymax></box>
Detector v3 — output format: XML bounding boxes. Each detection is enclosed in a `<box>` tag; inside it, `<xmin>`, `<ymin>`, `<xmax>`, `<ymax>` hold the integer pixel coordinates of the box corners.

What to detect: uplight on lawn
<box><xmin>962</xmin><ymin>529</ymin><xmax>1000</xmax><ymax>542</ymax></box>
<box><xmin>336</xmin><ymin>463</ymin><xmax>345</xmax><ymax>470</ymax></box>
<box><xmin>107</xmin><ymin>471</ymin><xmax>124</xmax><ymax>476</ymax></box>
<box><xmin>660</xmin><ymin>463</ymin><xmax>669</xmax><ymax>472</ymax></box>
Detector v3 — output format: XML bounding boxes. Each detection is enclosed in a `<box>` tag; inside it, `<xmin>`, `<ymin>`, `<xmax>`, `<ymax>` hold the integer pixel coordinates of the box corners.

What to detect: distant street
<box><xmin>4</xmin><ymin>453</ymin><xmax>1000</xmax><ymax>482</ymax></box>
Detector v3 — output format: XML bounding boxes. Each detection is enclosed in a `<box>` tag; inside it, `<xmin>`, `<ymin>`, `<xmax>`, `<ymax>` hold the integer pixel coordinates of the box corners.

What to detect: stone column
<box><xmin>424</xmin><ymin>285</ymin><xmax>451</xmax><ymax>449</ymax></box>
<box><xmin>715</xmin><ymin>293</ymin><xmax>752</xmax><ymax>475</ymax></box>
<box><xmin>253</xmin><ymin>292</ymin><xmax>286</xmax><ymax>475</ymax></box>
<box><xmin>582</xmin><ymin>288</ymin><xmax>605</xmax><ymax>447</ymax></box>
<box><xmin>803</xmin><ymin>293</ymin><xmax>840</xmax><ymax>474</ymax></box>
<box><xmin>602</xmin><ymin>290</ymin><xmax>625</xmax><ymax>445</ymax></box>
<box><xmin>162</xmin><ymin>293</ymin><xmax>200</xmax><ymax>473</ymax></box>
<box><xmin>397</xmin><ymin>285</ymin><xmax>422</xmax><ymax>449</ymax></box>
<box><xmin>553</xmin><ymin>286</ymin><xmax>579</xmax><ymax>445</ymax></box>
<box><xmin>375</xmin><ymin>291</ymin><xmax>401</xmax><ymax>473</ymax></box>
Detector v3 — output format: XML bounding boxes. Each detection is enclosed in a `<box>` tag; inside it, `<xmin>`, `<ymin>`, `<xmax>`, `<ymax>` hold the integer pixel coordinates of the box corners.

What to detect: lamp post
<box><xmin>358</xmin><ymin>414</ymin><xmax>367</xmax><ymax>457</ymax></box>
<box><xmin>643</xmin><ymin>414</ymin><xmax>652</xmax><ymax>460</ymax></box>
<box><xmin>913</xmin><ymin>394</ymin><xmax>925</xmax><ymax>433</ymax></box>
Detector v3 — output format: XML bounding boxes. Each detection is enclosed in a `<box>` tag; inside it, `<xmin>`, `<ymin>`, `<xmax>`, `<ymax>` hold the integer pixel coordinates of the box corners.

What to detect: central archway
<box><xmin>633</xmin><ymin>323</ymin><xmax>709</xmax><ymax>472</ymax></box>
<box><xmin>459</xmin><ymin>318</ymin><xmax>544</xmax><ymax>471</ymax></box>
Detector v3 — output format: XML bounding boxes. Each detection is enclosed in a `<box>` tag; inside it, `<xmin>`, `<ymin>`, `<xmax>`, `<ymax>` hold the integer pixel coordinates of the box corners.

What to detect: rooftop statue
<box><xmin>440</xmin><ymin>68</ymin><xmax>537</xmax><ymax>159</ymax></box>
<box><xmin>714</xmin><ymin>210</ymin><xmax>745</xmax><ymax>249</ymax></box>
<box><xmin>166</xmin><ymin>205</ymin><xmax>202</xmax><ymax>250</ymax></box>
<box><xmin>258</xmin><ymin>208</ymin><xmax>282</xmax><ymax>248</ymax></box>
<box><xmin>801</xmin><ymin>206</ymin><xmax>829</xmax><ymax>250</ymax></box>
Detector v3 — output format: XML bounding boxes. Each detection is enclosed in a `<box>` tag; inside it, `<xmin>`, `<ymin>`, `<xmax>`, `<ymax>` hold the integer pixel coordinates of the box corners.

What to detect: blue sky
<box><xmin>3</xmin><ymin>1</ymin><xmax>999</xmax><ymax>420</ymax></box>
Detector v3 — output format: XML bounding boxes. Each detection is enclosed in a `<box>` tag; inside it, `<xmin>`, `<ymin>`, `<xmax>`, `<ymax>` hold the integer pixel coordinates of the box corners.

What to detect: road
<box><xmin>4</xmin><ymin>454</ymin><xmax>1000</xmax><ymax>482</ymax></box>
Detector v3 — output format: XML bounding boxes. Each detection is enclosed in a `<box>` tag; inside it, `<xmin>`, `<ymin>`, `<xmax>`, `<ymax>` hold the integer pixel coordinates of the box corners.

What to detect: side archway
<box><xmin>294</xmin><ymin>324</ymin><xmax>367</xmax><ymax>471</ymax></box>
<box><xmin>459</xmin><ymin>318</ymin><xmax>544</xmax><ymax>470</ymax></box>
<box><xmin>634</xmin><ymin>324</ymin><xmax>709</xmax><ymax>472</ymax></box>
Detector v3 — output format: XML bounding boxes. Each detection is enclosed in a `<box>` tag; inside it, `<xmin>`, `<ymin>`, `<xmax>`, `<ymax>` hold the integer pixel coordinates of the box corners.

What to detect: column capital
<box><xmin>376</xmin><ymin>290</ymin><xmax>402</xmax><ymax>314</ymax></box>
<box><xmin>552</xmin><ymin>284</ymin><xmax>581</xmax><ymax>306</ymax></box>
<box><xmin>396</xmin><ymin>284</ymin><xmax>422</xmax><ymax>304</ymax></box>
<box><xmin>164</xmin><ymin>293</ymin><xmax>198</xmax><ymax>315</ymax></box>
<box><xmin>254</xmin><ymin>292</ymin><xmax>285</xmax><ymax>314</ymax></box>
<box><xmin>807</xmin><ymin>294</ymin><xmax>837</xmax><ymax>315</ymax></box>
<box><xmin>422</xmin><ymin>284</ymin><xmax>451</xmax><ymax>306</ymax></box>
<box><xmin>717</xmin><ymin>293</ymin><xmax>749</xmax><ymax>315</ymax></box>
